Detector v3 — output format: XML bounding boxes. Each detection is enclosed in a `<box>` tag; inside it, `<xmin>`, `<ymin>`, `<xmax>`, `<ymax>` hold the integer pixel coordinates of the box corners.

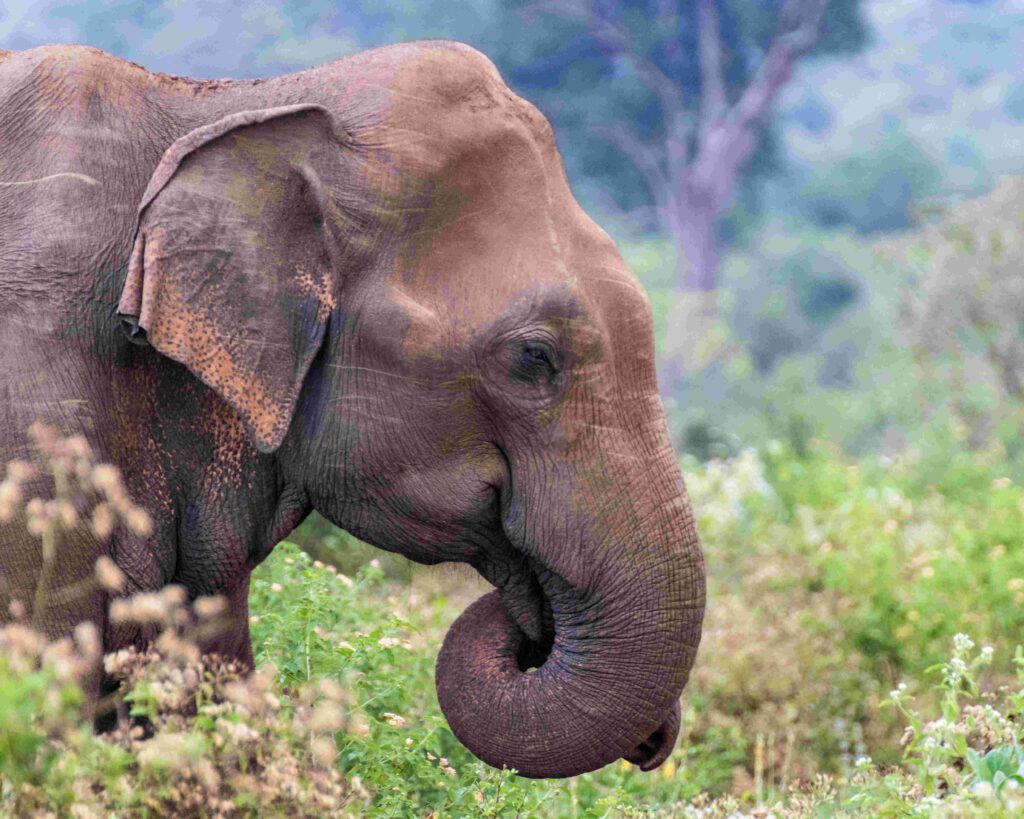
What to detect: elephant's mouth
<box><xmin>496</xmin><ymin>557</ymin><xmax>555</xmax><ymax>671</ymax></box>
<box><xmin>471</xmin><ymin>550</ymin><xmax>681</xmax><ymax>772</ymax></box>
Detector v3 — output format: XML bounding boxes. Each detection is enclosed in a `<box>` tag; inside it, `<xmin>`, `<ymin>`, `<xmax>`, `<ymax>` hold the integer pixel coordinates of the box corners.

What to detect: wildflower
<box><xmin>325</xmin><ymin>564</ymin><xmax>337</xmax><ymax>574</ymax></box>
<box><xmin>193</xmin><ymin>596</ymin><xmax>227</xmax><ymax>620</ymax></box>
<box><xmin>311</xmin><ymin>736</ymin><xmax>336</xmax><ymax>766</ymax></box>
<box><xmin>73</xmin><ymin>621</ymin><xmax>100</xmax><ymax>658</ymax></box>
<box><xmin>317</xmin><ymin>678</ymin><xmax>345</xmax><ymax>701</ymax></box>
<box><xmin>426</xmin><ymin>752</ymin><xmax>436</xmax><ymax>761</ymax></box>
<box><xmin>444</xmin><ymin>766</ymin><xmax>457</xmax><ymax>778</ymax></box>
<box><xmin>94</xmin><ymin>555</ymin><xmax>125</xmax><ymax>592</ymax></box>
<box><xmin>405</xmin><ymin>738</ymin><xmax>414</xmax><ymax>746</ymax></box>
<box><xmin>981</xmin><ymin>645</ymin><xmax>995</xmax><ymax>662</ymax></box>
<box><xmin>161</xmin><ymin>585</ymin><xmax>186</xmax><ymax>606</ymax></box>
<box><xmin>65</xmin><ymin>434</ymin><xmax>91</xmax><ymax>459</ymax></box>
<box><xmin>953</xmin><ymin>633</ymin><xmax>975</xmax><ymax>653</ymax></box>
<box><xmin>221</xmin><ymin>720</ymin><xmax>259</xmax><ymax>744</ymax></box>
<box><xmin>349</xmin><ymin>775</ymin><xmax>370</xmax><ymax>800</ymax></box>
<box><xmin>369</xmin><ymin>559</ymin><xmax>381</xmax><ymax>569</ymax></box>
<box><xmin>0</xmin><ymin>477</ymin><xmax>20</xmax><ymax>507</ymax></box>
<box><xmin>124</xmin><ymin>507</ymin><xmax>153</xmax><ymax>537</ymax></box>
<box><xmin>381</xmin><ymin>712</ymin><xmax>406</xmax><ymax>727</ymax></box>
<box><xmin>249</xmin><ymin>615</ymin><xmax>260</xmax><ymax>624</ymax></box>
<box><xmin>377</xmin><ymin>637</ymin><xmax>401</xmax><ymax>649</ymax></box>
<box><xmin>91</xmin><ymin>503</ymin><xmax>115</xmax><ymax>539</ymax></box>
<box><xmin>270</xmin><ymin>582</ymin><xmax>283</xmax><ymax>593</ymax></box>
<box><xmin>6</xmin><ymin>460</ymin><xmax>37</xmax><ymax>482</ymax></box>
<box><xmin>348</xmin><ymin>714</ymin><xmax>371</xmax><ymax>737</ymax></box>
<box><xmin>313</xmin><ymin>560</ymin><xmax>324</xmax><ymax>569</ymax></box>
<box><xmin>91</xmin><ymin>464</ymin><xmax>122</xmax><ymax>494</ymax></box>
<box><xmin>309</xmin><ymin>702</ymin><xmax>345</xmax><ymax>733</ymax></box>
<box><xmin>439</xmin><ymin>757</ymin><xmax>448</xmax><ymax>767</ymax></box>
<box><xmin>55</xmin><ymin>499</ymin><xmax>77</xmax><ymax>528</ymax></box>
<box><xmin>109</xmin><ymin>592</ymin><xmax>170</xmax><ymax>624</ymax></box>
<box><xmin>337</xmin><ymin>640</ymin><xmax>354</xmax><ymax>652</ymax></box>
<box><xmin>337</xmin><ymin>573</ymin><xmax>354</xmax><ymax>588</ymax></box>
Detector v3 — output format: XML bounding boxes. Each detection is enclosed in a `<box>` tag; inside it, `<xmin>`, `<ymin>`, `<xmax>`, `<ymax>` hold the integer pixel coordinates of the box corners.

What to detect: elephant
<box><xmin>0</xmin><ymin>40</ymin><xmax>705</xmax><ymax>778</ymax></box>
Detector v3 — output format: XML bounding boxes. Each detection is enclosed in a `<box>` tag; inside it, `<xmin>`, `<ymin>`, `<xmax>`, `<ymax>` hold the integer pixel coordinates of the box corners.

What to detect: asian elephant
<box><xmin>0</xmin><ymin>41</ymin><xmax>705</xmax><ymax>778</ymax></box>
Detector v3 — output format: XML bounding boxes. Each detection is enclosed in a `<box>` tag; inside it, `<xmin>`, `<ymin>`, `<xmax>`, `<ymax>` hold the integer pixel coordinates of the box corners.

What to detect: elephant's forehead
<box><xmin>354</xmin><ymin>44</ymin><xmax>645</xmax><ymax>344</ymax></box>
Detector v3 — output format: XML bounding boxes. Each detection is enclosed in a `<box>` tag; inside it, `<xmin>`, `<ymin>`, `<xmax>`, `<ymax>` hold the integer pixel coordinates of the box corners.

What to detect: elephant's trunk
<box><xmin>435</xmin><ymin>469</ymin><xmax>705</xmax><ymax>778</ymax></box>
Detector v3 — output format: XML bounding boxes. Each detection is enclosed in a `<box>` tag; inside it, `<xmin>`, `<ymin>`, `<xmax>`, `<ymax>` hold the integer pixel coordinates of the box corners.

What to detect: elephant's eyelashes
<box><xmin>510</xmin><ymin>339</ymin><xmax>561</xmax><ymax>384</ymax></box>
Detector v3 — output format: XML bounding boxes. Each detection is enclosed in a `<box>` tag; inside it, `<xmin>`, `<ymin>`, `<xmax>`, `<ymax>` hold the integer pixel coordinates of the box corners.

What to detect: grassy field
<box><xmin>5</xmin><ymin>439</ymin><xmax>1024</xmax><ymax>816</ymax></box>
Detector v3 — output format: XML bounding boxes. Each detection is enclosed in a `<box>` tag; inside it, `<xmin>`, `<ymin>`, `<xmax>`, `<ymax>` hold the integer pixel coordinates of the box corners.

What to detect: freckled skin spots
<box><xmin>0</xmin><ymin>41</ymin><xmax>704</xmax><ymax>778</ymax></box>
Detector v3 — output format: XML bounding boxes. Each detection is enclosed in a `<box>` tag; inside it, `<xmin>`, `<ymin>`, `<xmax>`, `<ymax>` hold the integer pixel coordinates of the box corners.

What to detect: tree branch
<box><xmin>590</xmin><ymin>121</ymin><xmax>670</xmax><ymax>210</ymax></box>
<box><xmin>730</xmin><ymin>0</ymin><xmax>828</xmax><ymax>133</ymax></box>
<box><xmin>696</xmin><ymin>0</ymin><xmax>727</xmax><ymax>131</ymax></box>
<box><xmin>522</xmin><ymin>0</ymin><xmax>688</xmax><ymax>132</ymax></box>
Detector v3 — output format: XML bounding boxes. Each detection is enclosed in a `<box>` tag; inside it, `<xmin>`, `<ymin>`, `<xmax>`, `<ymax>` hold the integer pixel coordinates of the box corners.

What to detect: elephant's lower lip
<box><xmin>500</xmin><ymin>557</ymin><xmax>555</xmax><ymax>672</ymax></box>
<box><xmin>623</xmin><ymin>699</ymin><xmax>681</xmax><ymax>771</ymax></box>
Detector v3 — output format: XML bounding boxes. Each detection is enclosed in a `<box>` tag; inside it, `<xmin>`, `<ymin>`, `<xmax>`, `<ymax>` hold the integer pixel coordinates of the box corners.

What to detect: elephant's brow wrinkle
<box><xmin>589</xmin><ymin>275</ymin><xmax>645</xmax><ymax>294</ymax></box>
<box><xmin>0</xmin><ymin>172</ymin><xmax>99</xmax><ymax>187</ymax></box>
<box><xmin>327</xmin><ymin>364</ymin><xmax>417</xmax><ymax>382</ymax></box>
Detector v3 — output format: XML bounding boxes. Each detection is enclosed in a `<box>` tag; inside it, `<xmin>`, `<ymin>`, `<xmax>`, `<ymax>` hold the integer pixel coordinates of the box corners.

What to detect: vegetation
<box><xmin>5</xmin><ymin>418</ymin><xmax>1024</xmax><ymax>815</ymax></box>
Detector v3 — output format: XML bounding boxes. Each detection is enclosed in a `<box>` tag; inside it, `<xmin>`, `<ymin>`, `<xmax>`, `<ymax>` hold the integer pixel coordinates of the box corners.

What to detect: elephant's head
<box><xmin>117</xmin><ymin>42</ymin><xmax>705</xmax><ymax>778</ymax></box>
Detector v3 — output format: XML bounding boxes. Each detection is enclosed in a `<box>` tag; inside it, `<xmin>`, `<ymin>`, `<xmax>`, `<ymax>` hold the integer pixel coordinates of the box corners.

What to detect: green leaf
<box><xmin>965</xmin><ymin>747</ymin><xmax>989</xmax><ymax>780</ymax></box>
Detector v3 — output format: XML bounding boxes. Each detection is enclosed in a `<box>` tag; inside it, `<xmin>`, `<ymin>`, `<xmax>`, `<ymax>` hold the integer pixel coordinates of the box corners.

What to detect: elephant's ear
<box><xmin>118</xmin><ymin>104</ymin><xmax>349</xmax><ymax>453</ymax></box>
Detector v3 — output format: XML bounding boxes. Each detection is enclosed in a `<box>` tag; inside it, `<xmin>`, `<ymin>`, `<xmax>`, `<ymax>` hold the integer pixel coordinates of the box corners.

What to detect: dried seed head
<box><xmin>193</xmin><ymin>595</ymin><xmax>228</xmax><ymax>620</ymax></box>
<box><xmin>91</xmin><ymin>503</ymin><xmax>116</xmax><ymax>540</ymax></box>
<box><xmin>125</xmin><ymin>507</ymin><xmax>153</xmax><ymax>537</ymax></box>
<box><xmin>91</xmin><ymin>464</ymin><xmax>122</xmax><ymax>494</ymax></box>
<box><xmin>94</xmin><ymin>555</ymin><xmax>126</xmax><ymax>592</ymax></box>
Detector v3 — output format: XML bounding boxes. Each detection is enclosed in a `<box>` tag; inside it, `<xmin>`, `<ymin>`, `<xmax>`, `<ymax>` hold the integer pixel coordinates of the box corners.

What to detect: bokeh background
<box><xmin>4</xmin><ymin>0</ymin><xmax>1023</xmax><ymax>463</ymax></box>
<box><xmin>5</xmin><ymin>2</ymin><xmax>1024</xmax><ymax>814</ymax></box>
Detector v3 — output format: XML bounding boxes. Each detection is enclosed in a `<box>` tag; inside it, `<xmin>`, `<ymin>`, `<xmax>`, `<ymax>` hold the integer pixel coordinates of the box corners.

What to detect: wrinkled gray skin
<box><xmin>0</xmin><ymin>41</ymin><xmax>705</xmax><ymax>778</ymax></box>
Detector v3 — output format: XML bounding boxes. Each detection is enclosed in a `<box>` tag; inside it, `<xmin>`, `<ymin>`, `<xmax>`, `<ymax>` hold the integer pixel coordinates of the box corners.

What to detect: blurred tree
<box><xmin>798</xmin><ymin>132</ymin><xmax>941</xmax><ymax>234</ymax></box>
<box><xmin>885</xmin><ymin>177</ymin><xmax>1024</xmax><ymax>448</ymax></box>
<box><xmin>511</xmin><ymin>0</ymin><xmax>867</xmax><ymax>379</ymax></box>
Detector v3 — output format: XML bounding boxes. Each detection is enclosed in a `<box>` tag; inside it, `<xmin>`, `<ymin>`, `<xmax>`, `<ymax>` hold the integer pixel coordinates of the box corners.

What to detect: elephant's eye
<box><xmin>511</xmin><ymin>339</ymin><xmax>560</xmax><ymax>384</ymax></box>
<box><xmin>522</xmin><ymin>343</ymin><xmax>552</xmax><ymax>368</ymax></box>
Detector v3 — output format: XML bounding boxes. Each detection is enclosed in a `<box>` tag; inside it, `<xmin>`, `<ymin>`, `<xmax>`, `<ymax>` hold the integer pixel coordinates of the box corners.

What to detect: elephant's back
<box><xmin>0</xmin><ymin>47</ymin><xmax>182</xmax><ymax>303</ymax></box>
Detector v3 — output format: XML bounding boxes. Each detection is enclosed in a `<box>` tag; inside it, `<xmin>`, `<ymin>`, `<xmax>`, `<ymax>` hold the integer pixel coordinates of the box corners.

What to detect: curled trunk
<box><xmin>436</xmin><ymin>520</ymin><xmax>704</xmax><ymax>778</ymax></box>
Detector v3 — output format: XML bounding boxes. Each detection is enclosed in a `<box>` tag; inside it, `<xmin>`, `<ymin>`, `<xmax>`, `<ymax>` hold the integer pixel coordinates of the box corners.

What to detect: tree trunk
<box><xmin>659</xmin><ymin>190</ymin><xmax>721</xmax><ymax>393</ymax></box>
